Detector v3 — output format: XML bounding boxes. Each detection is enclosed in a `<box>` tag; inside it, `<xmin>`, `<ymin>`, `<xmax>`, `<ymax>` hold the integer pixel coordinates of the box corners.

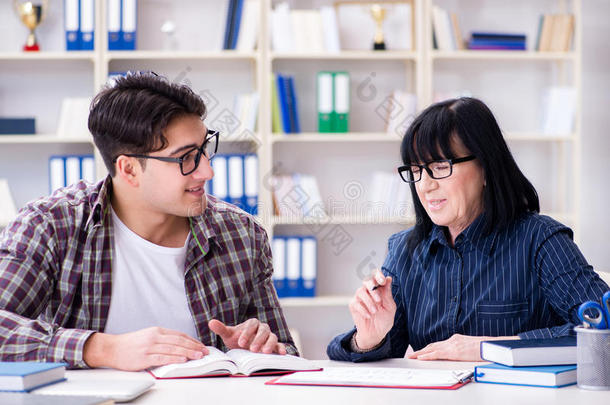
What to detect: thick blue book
<box><xmin>474</xmin><ymin>363</ymin><xmax>576</xmax><ymax>388</ymax></box>
<box><xmin>0</xmin><ymin>362</ymin><xmax>66</xmax><ymax>392</ymax></box>
<box><xmin>480</xmin><ymin>336</ymin><xmax>576</xmax><ymax>366</ymax></box>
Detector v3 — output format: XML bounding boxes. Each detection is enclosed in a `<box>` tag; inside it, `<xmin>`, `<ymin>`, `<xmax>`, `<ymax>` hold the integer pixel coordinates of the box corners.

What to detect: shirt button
<box><xmin>451</xmin><ymin>296</ymin><xmax>457</xmax><ymax>302</ymax></box>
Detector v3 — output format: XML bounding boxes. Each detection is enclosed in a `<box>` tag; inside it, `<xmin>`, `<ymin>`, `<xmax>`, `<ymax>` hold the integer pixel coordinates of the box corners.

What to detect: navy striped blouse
<box><xmin>327</xmin><ymin>213</ymin><xmax>609</xmax><ymax>362</ymax></box>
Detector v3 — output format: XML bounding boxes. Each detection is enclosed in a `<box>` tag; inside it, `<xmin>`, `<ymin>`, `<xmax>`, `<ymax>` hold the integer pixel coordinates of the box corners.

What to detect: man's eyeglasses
<box><xmin>114</xmin><ymin>129</ymin><xmax>219</xmax><ymax>176</ymax></box>
<box><xmin>397</xmin><ymin>155</ymin><xmax>476</xmax><ymax>183</ymax></box>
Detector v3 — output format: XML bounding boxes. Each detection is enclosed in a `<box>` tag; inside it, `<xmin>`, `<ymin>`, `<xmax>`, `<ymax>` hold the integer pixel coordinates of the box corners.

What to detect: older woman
<box><xmin>327</xmin><ymin>97</ymin><xmax>609</xmax><ymax>362</ymax></box>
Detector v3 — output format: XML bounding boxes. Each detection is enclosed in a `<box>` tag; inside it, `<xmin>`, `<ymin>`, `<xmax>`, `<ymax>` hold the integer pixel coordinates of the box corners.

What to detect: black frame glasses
<box><xmin>397</xmin><ymin>155</ymin><xmax>476</xmax><ymax>183</ymax></box>
<box><xmin>114</xmin><ymin>129</ymin><xmax>219</xmax><ymax>176</ymax></box>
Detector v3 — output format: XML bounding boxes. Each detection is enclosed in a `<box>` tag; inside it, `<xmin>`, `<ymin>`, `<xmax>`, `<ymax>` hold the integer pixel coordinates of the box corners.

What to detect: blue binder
<box><xmin>227</xmin><ymin>154</ymin><xmax>245</xmax><ymax>210</ymax></box>
<box><xmin>287</xmin><ymin>76</ymin><xmax>301</xmax><ymax>133</ymax></box>
<box><xmin>230</xmin><ymin>0</ymin><xmax>245</xmax><ymax>50</ymax></box>
<box><xmin>107</xmin><ymin>0</ymin><xmax>122</xmax><ymax>50</ymax></box>
<box><xmin>121</xmin><ymin>0</ymin><xmax>137</xmax><ymax>50</ymax></box>
<box><xmin>300</xmin><ymin>236</ymin><xmax>317</xmax><ymax>297</ymax></box>
<box><xmin>272</xmin><ymin>237</ymin><xmax>287</xmax><ymax>298</ymax></box>
<box><xmin>79</xmin><ymin>0</ymin><xmax>95</xmax><ymax>50</ymax></box>
<box><xmin>64</xmin><ymin>0</ymin><xmax>80</xmax><ymax>50</ymax></box>
<box><xmin>276</xmin><ymin>75</ymin><xmax>291</xmax><ymax>133</ymax></box>
<box><xmin>243</xmin><ymin>154</ymin><xmax>258</xmax><ymax>215</ymax></box>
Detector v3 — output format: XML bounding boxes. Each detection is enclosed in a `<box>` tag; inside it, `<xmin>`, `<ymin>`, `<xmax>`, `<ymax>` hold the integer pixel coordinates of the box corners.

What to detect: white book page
<box><xmin>225</xmin><ymin>349</ymin><xmax>315</xmax><ymax>376</ymax></box>
<box><xmin>275</xmin><ymin>367</ymin><xmax>473</xmax><ymax>387</ymax></box>
<box><xmin>150</xmin><ymin>347</ymin><xmax>237</xmax><ymax>378</ymax></box>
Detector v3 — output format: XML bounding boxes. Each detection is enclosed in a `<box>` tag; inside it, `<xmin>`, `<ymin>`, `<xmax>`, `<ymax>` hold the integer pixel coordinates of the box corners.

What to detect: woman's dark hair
<box><xmin>401</xmin><ymin>97</ymin><xmax>539</xmax><ymax>252</ymax></box>
<box><xmin>88</xmin><ymin>72</ymin><xmax>206</xmax><ymax>177</ymax></box>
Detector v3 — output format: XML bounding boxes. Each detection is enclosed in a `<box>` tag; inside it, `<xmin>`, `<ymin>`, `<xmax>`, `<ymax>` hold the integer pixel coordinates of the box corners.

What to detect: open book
<box><xmin>149</xmin><ymin>347</ymin><xmax>319</xmax><ymax>379</ymax></box>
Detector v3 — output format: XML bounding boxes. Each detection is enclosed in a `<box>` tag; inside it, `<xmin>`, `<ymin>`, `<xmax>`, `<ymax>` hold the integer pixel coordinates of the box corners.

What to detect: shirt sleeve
<box><xmin>0</xmin><ymin>208</ymin><xmax>94</xmax><ymax>368</ymax></box>
<box><xmin>326</xmin><ymin>232</ymin><xmax>410</xmax><ymax>361</ymax></box>
<box><xmin>518</xmin><ymin>229</ymin><xmax>609</xmax><ymax>339</ymax></box>
<box><xmin>246</xmin><ymin>221</ymin><xmax>298</xmax><ymax>356</ymax></box>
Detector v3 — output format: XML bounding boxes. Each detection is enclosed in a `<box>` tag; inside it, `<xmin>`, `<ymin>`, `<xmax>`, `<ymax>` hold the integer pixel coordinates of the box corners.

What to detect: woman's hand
<box><xmin>349</xmin><ymin>269</ymin><xmax>397</xmax><ymax>350</ymax></box>
<box><xmin>408</xmin><ymin>334</ymin><xmax>519</xmax><ymax>361</ymax></box>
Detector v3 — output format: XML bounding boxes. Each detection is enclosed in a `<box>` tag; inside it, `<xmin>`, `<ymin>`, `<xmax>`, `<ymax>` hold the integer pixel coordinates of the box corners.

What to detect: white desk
<box><xmin>65</xmin><ymin>359</ymin><xmax>609</xmax><ymax>405</ymax></box>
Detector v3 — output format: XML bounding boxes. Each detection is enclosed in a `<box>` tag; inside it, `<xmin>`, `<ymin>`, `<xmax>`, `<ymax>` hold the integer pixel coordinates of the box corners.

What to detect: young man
<box><xmin>0</xmin><ymin>73</ymin><xmax>296</xmax><ymax>370</ymax></box>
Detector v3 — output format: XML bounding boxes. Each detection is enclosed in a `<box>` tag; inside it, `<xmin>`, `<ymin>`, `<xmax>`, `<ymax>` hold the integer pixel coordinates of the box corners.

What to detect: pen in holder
<box><xmin>574</xmin><ymin>326</ymin><xmax>610</xmax><ymax>390</ymax></box>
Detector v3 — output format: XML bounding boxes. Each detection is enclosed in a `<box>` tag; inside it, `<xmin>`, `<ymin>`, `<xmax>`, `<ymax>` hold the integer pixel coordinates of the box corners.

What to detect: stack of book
<box><xmin>271</xmin><ymin>3</ymin><xmax>340</xmax><ymax>53</ymax></box>
<box><xmin>271</xmin><ymin>236</ymin><xmax>317</xmax><ymax>298</ymax></box>
<box><xmin>476</xmin><ymin>337</ymin><xmax>577</xmax><ymax>388</ymax></box>
<box><xmin>536</xmin><ymin>14</ymin><xmax>574</xmax><ymax>52</ymax></box>
<box><xmin>468</xmin><ymin>32</ymin><xmax>526</xmax><ymax>51</ymax></box>
<box><xmin>207</xmin><ymin>154</ymin><xmax>258</xmax><ymax>215</ymax></box>
<box><xmin>431</xmin><ymin>5</ymin><xmax>464</xmax><ymax>51</ymax></box>
<box><xmin>222</xmin><ymin>0</ymin><xmax>260</xmax><ymax>51</ymax></box>
<box><xmin>0</xmin><ymin>362</ymin><xmax>66</xmax><ymax>392</ymax></box>
<box><xmin>270</xmin><ymin>174</ymin><xmax>325</xmax><ymax>219</ymax></box>
<box><xmin>272</xmin><ymin>74</ymin><xmax>301</xmax><ymax>134</ymax></box>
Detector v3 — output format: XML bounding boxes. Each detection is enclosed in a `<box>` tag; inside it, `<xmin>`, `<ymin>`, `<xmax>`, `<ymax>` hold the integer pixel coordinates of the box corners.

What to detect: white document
<box><xmin>273</xmin><ymin>366</ymin><xmax>473</xmax><ymax>387</ymax></box>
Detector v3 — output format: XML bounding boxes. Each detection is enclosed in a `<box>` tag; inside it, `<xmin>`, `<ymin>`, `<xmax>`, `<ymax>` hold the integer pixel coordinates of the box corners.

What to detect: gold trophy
<box><xmin>370</xmin><ymin>4</ymin><xmax>387</xmax><ymax>50</ymax></box>
<box><xmin>13</xmin><ymin>0</ymin><xmax>49</xmax><ymax>52</ymax></box>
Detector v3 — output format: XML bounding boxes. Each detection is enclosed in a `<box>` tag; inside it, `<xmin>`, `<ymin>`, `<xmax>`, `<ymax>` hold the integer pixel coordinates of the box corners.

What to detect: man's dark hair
<box><xmin>400</xmin><ymin>97</ymin><xmax>540</xmax><ymax>252</ymax></box>
<box><xmin>88</xmin><ymin>72</ymin><xmax>206</xmax><ymax>177</ymax></box>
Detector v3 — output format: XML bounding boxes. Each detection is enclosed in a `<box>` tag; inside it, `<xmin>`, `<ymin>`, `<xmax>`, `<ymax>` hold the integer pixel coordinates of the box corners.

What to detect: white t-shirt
<box><xmin>104</xmin><ymin>207</ymin><xmax>199</xmax><ymax>339</ymax></box>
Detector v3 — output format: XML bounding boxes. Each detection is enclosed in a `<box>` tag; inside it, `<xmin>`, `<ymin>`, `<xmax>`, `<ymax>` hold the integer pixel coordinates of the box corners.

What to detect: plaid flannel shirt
<box><xmin>0</xmin><ymin>177</ymin><xmax>296</xmax><ymax>368</ymax></box>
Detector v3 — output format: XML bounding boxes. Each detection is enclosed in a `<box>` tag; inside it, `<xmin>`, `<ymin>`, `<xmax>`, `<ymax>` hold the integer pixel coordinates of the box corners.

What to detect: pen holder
<box><xmin>574</xmin><ymin>326</ymin><xmax>610</xmax><ymax>390</ymax></box>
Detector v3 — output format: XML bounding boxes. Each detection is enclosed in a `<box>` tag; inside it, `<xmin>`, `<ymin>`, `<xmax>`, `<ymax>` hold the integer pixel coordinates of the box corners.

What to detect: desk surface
<box><xmin>65</xmin><ymin>359</ymin><xmax>608</xmax><ymax>405</ymax></box>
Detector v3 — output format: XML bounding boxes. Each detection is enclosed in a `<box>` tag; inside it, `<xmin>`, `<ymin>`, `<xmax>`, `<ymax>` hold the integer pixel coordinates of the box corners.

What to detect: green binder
<box><xmin>333</xmin><ymin>71</ymin><xmax>349</xmax><ymax>133</ymax></box>
<box><xmin>317</xmin><ymin>71</ymin><xmax>334</xmax><ymax>133</ymax></box>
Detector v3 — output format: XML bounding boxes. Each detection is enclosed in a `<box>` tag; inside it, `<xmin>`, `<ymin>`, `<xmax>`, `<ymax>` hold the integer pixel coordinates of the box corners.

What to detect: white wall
<box><xmin>580</xmin><ymin>0</ymin><xmax>610</xmax><ymax>272</ymax></box>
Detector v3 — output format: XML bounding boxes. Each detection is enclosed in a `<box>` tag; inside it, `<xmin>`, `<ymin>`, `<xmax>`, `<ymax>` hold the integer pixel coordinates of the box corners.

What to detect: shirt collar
<box><xmin>186</xmin><ymin>195</ymin><xmax>222</xmax><ymax>266</ymax></box>
<box><xmin>423</xmin><ymin>213</ymin><xmax>497</xmax><ymax>257</ymax></box>
<box><xmin>86</xmin><ymin>175</ymin><xmax>113</xmax><ymax>229</ymax></box>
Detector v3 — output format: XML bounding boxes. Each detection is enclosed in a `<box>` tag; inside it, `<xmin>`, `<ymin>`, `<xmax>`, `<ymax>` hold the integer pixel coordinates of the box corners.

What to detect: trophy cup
<box><xmin>13</xmin><ymin>0</ymin><xmax>49</xmax><ymax>52</ymax></box>
<box><xmin>370</xmin><ymin>4</ymin><xmax>387</xmax><ymax>50</ymax></box>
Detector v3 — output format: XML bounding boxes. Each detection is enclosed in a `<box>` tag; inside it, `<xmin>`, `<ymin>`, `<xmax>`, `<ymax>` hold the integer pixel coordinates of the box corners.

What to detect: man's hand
<box><xmin>349</xmin><ymin>269</ymin><xmax>397</xmax><ymax>350</ymax></box>
<box><xmin>408</xmin><ymin>334</ymin><xmax>520</xmax><ymax>361</ymax></box>
<box><xmin>208</xmin><ymin>318</ymin><xmax>287</xmax><ymax>354</ymax></box>
<box><xmin>83</xmin><ymin>327</ymin><xmax>208</xmax><ymax>371</ymax></box>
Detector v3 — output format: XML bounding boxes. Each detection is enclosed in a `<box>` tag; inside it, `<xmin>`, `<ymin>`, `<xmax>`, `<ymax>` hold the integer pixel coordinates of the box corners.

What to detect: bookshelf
<box><xmin>0</xmin><ymin>0</ymin><xmax>582</xmax><ymax>357</ymax></box>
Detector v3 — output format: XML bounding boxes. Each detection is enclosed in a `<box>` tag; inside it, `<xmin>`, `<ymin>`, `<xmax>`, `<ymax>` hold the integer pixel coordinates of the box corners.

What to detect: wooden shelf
<box><xmin>504</xmin><ymin>132</ymin><xmax>576</xmax><ymax>142</ymax></box>
<box><xmin>272</xmin><ymin>215</ymin><xmax>415</xmax><ymax>226</ymax></box>
<box><xmin>106</xmin><ymin>50</ymin><xmax>257</xmax><ymax>61</ymax></box>
<box><xmin>0</xmin><ymin>52</ymin><xmax>95</xmax><ymax>61</ymax></box>
<box><xmin>0</xmin><ymin>135</ymin><xmax>93</xmax><ymax>144</ymax></box>
<box><xmin>431</xmin><ymin>50</ymin><xmax>576</xmax><ymax>61</ymax></box>
<box><xmin>279</xmin><ymin>296</ymin><xmax>351</xmax><ymax>307</ymax></box>
<box><xmin>271</xmin><ymin>50</ymin><xmax>417</xmax><ymax>61</ymax></box>
<box><xmin>271</xmin><ymin>132</ymin><xmax>402</xmax><ymax>143</ymax></box>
